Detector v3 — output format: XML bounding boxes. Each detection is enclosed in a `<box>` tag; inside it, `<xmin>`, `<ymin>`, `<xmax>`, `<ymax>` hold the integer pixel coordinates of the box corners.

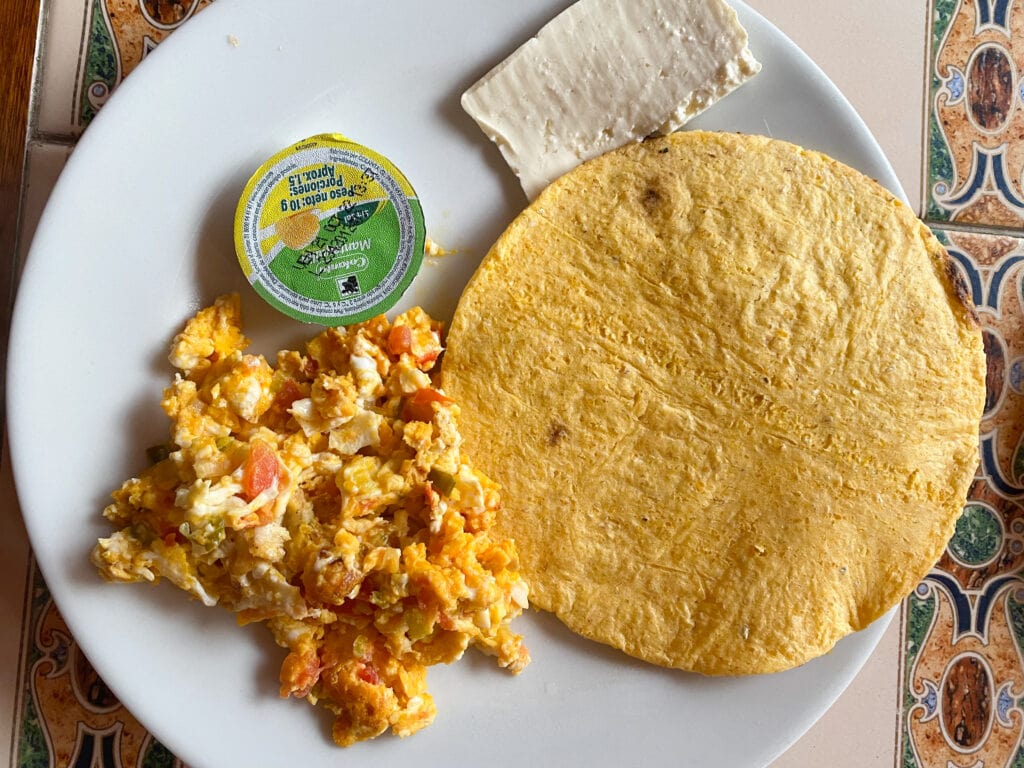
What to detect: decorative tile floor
<box><xmin>34</xmin><ymin>0</ymin><xmax>213</xmax><ymax>137</ymax></box>
<box><xmin>10</xmin><ymin>1</ymin><xmax>1024</xmax><ymax>767</ymax></box>
<box><xmin>15</xmin><ymin>565</ymin><xmax>183</xmax><ymax>768</ymax></box>
<box><xmin>926</xmin><ymin>0</ymin><xmax>1024</xmax><ymax>227</ymax></box>
<box><xmin>897</xmin><ymin>227</ymin><xmax>1024</xmax><ymax>767</ymax></box>
<box><xmin>898</xmin><ymin>0</ymin><xmax>1024</xmax><ymax>763</ymax></box>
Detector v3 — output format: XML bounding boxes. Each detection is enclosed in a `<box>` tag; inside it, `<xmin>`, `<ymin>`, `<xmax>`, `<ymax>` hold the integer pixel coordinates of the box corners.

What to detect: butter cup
<box><xmin>234</xmin><ymin>134</ymin><xmax>426</xmax><ymax>325</ymax></box>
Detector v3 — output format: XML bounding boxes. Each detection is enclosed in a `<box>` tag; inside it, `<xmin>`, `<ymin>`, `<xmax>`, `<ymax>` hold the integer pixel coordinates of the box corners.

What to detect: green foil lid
<box><xmin>234</xmin><ymin>133</ymin><xmax>425</xmax><ymax>325</ymax></box>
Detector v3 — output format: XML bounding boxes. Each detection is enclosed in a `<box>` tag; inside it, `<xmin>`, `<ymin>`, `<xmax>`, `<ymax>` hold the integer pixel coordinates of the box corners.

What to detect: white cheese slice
<box><xmin>461</xmin><ymin>0</ymin><xmax>761</xmax><ymax>199</ymax></box>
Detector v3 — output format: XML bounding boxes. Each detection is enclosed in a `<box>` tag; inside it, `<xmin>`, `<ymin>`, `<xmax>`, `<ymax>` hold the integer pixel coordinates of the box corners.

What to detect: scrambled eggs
<box><xmin>92</xmin><ymin>294</ymin><xmax>530</xmax><ymax>745</ymax></box>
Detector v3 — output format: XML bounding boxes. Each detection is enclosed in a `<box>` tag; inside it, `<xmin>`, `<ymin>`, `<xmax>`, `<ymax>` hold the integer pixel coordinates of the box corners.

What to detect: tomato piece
<box><xmin>415</xmin><ymin>348</ymin><xmax>440</xmax><ymax>368</ymax></box>
<box><xmin>242</xmin><ymin>441</ymin><xmax>280</xmax><ymax>501</ymax></box>
<box><xmin>272</xmin><ymin>378</ymin><xmax>303</xmax><ymax>410</ymax></box>
<box><xmin>401</xmin><ymin>388</ymin><xmax>451</xmax><ymax>423</ymax></box>
<box><xmin>387</xmin><ymin>324</ymin><xmax>413</xmax><ymax>356</ymax></box>
<box><xmin>240</xmin><ymin>504</ymin><xmax>277</xmax><ymax>528</ymax></box>
<box><xmin>356</xmin><ymin>662</ymin><xmax>380</xmax><ymax>685</ymax></box>
<box><xmin>427</xmin><ymin>467</ymin><xmax>456</xmax><ymax>496</ymax></box>
<box><xmin>279</xmin><ymin>648</ymin><xmax>320</xmax><ymax>699</ymax></box>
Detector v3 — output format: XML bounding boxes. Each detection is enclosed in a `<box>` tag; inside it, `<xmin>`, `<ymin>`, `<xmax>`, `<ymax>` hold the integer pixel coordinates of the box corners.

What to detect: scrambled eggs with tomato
<box><xmin>92</xmin><ymin>294</ymin><xmax>530</xmax><ymax>745</ymax></box>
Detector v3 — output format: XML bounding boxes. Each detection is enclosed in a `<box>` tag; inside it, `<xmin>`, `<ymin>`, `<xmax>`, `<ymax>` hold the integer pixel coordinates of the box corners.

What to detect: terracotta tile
<box><xmin>926</xmin><ymin>0</ymin><xmax>1024</xmax><ymax>228</ymax></box>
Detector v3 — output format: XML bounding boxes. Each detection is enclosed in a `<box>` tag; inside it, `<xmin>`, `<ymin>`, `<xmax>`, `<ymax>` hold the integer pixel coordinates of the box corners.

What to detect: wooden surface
<box><xmin>0</xmin><ymin>0</ymin><xmax>40</xmax><ymax>267</ymax></box>
<box><xmin>0</xmin><ymin>0</ymin><xmax>42</xmax><ymax>417</ymax></box>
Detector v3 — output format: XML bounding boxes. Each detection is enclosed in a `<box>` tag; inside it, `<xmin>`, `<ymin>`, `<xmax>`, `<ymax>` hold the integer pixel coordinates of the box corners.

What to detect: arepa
<box><xmin>442</xmin><ymin>130</ymin><xmax>985</xmax><ymax>675</ymax></box>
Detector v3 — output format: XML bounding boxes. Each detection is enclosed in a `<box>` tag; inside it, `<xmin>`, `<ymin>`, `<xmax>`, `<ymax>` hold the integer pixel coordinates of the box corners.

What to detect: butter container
<box><xmin>234</xmin><ymin>134</ymin><xmax>425</xmax><ymax>325</ymax></box>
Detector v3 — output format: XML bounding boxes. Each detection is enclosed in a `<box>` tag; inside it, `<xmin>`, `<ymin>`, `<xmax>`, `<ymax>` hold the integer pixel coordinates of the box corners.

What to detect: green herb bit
<box><xmin>352</xmin><ymin>634</ymin><xmax>371</xmax><ymax>659</ymax></box>
<box><xmin>146</xmin><ymin>442</ymin><xmax>178</xmax><ymax>464</ymax></box>
<box><xmin>215</xmin><ymin>435</ymin><xmax>238</xmax><ymax>452</ymax></box>
<box><xmin>427</xmin><ymin>468</ymin><xmax>456</xmax><ymax>496</ymax></box>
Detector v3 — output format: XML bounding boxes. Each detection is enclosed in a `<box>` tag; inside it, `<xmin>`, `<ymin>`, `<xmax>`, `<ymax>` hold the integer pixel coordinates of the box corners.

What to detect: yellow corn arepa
<box><xmin>442</xmin><ymin>130</ymin><xmax>986</xmax><ymax>675</ymax></box>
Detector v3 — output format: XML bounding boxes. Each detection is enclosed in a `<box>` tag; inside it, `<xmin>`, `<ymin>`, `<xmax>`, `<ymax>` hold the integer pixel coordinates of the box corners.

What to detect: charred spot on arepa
<box><xmin>641</xmin><ymin>187</ymin><xmax>662</xmax><ymax>213</ymax></box>
<box><xmin>942</xmin><ymin>249</ymin><xmax>980</xmax><ymax>326</ymax></box>
<box><xmin>547</xmin><ymin>421</ymin><xmax>569</xmax><ymax>446</ymax></box>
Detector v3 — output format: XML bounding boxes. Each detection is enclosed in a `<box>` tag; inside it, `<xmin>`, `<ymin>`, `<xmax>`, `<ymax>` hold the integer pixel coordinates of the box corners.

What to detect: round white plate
<box><xmin>8</xmin><ymin>2</ymin><xmax>898</xmax><ymax>766</ymax></box>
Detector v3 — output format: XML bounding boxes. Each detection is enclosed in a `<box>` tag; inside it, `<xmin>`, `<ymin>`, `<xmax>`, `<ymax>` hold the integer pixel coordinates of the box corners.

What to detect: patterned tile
<box><xmin>898</xmin><ymin>228</ymin><xmax>1024</xmax><ymax>767</ymax></box>
<box><xmin>926</xmin><ymin>0</ymin><xmax>1024</xmax><ymax>228</ymax></box>
<box><xmin>12</xmin><ymin>565</ymin><xmax>184</xmax><ymax>768</ymax></box>
<box><xmin>35</xmin><ymin>0</ymin><xmax>213</xmax><ymax>137</ymax></box>
<box><xmin>913</xmin><ymin>31</ymin><xmax>1024</xmax><ymax>768</ymax></box>
<box><xmin>77</xmin><ymin>0</ymin><xmax>213</xmax><ymax>127</ymax></box>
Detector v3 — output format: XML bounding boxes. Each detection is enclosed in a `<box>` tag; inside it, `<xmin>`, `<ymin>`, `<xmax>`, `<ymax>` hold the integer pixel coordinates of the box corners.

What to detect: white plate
<box><xmin>8</xmin><ymin>2</ymin><xmax>898</xmax><ymax>766</ymax></box>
